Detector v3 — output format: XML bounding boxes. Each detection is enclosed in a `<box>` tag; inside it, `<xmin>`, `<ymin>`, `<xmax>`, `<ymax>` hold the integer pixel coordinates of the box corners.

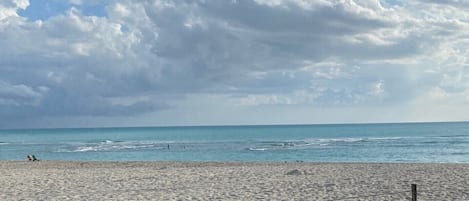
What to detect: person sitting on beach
<box><xmin>31</xmin><ymin>155</ymin><xmax>39</xmax><ymax>161</ymax></box>
<box><xmin>26</xmin><ymin>155</ymin><xmax>32</xmax><ymax>161</ymax></box>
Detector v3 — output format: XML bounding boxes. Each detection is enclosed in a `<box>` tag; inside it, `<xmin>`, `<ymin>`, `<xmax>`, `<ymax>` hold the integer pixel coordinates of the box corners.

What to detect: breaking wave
<box><xmin>247</xmin><ymin>137</ymin><xmax>404</xmax><ymax>151</ymax></box>
<box><xmin>57</xmin><ymin>140</ymin><xmax>170</xmax><ymax>152</ymax></box>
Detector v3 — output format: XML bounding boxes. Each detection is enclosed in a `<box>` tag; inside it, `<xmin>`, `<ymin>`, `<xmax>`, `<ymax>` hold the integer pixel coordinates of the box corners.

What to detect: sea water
<box><xmin>1</xmin><ymin>122</ymin><xmax>469</xmax><ymax>163</ymax></box>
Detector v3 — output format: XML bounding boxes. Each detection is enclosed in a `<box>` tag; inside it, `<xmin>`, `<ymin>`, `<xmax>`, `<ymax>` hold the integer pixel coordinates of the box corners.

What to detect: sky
<box><xmin>1</xmin><ymin>0</ymin><xmax>469</xmax><ymax>129</ymax></box>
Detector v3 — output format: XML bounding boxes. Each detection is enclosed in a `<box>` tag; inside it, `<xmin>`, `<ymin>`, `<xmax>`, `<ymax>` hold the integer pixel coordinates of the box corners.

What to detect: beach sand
<box><xmin>1</xmin><ymin>161</ymin><xmax>468</xmax><ymax>200</ymax></box>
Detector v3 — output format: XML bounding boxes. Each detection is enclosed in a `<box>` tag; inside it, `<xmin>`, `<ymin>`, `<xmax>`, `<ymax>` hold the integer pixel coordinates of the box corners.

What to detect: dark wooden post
<box><xmin>411</xmin><ymin>184</ymin><xmax>417</xmax><ymax>201</ymax></box>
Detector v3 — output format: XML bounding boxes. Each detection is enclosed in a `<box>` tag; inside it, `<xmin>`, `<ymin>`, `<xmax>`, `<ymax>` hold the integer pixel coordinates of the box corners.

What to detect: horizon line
<box><xmin>1</xmin><ymin>120</ymin><xmax>469</xmax><ymax>131</ymax></box>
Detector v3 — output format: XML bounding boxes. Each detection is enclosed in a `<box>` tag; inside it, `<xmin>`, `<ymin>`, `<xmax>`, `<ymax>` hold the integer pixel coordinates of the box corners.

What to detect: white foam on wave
<box><xmin>304</xmin><ymin>137</ymin><xmax>405</xmax><ymax>144</ymax></box>
<box><xmin>74</xmin><ymin>146</ymin><xmax>98</xmax><ymax>152</ymax></box>
<box><xmin>365</xmin><ymin>137</ymin><xmax>403</xmax><ymax>141</ymax></box>
<box><xmin>56</xmin><ymin>140</ymin><xmax>171</xmax><ymax>152</ymax></box>
<box><xmin>292</xmin><ymin>142</ymin><xmax>320</xmax><ymax>147</ymax></box>
<box><xmin>249</xmin><ymin>140</ymin><xmax>327</xmax><ymax>151</ymax></box>
<box><xmin>248</xmin><ymin>147</ymin><xmax>269</xmax><ymax>151</ymax></box>
<box><xmin>305</xmin><ymin>138</ymin><xmax>365</xmax><ymax>144</ymax></box>
<box><xmin>102</xmin><ymin>140</ymin><xmax>116</xmax><ymax>144</ymax></box>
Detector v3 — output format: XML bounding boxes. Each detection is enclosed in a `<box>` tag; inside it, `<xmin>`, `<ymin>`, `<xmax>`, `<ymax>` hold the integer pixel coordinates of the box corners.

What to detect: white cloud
<box><xmin>0</xmin><ymin>0</ymin><xmax>29</xmax><ymax>20</ymax></box>
<box><xmin>2</xmin><ymin>0</ymin><xmax>469</xmax><ymax>127</ymax></box>
<box><xmin>69</xmin><ymin>0</ymin><xmax>83</xmax><ymax>5</ymax></box>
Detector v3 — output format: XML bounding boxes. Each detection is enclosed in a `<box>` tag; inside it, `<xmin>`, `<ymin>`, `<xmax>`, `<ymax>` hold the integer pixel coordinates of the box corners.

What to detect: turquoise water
<box><xmin>1</xmin><ymin>122</ymin><xmax>469</xmax><ymax>162</ymax></box>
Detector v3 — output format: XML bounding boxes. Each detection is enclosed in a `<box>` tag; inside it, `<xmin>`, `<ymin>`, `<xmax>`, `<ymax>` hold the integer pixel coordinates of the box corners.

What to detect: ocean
<box><xmin>1</xmin><ymin>122</ymin><xmax>469</xmax><ymax>163</ymax></box>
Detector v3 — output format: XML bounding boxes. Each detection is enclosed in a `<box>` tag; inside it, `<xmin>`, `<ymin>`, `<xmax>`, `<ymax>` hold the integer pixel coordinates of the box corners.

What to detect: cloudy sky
<box><xmin>1</xmin><ymin>0</ymin><xmax>469</xmax><ymax>128</ymax></box>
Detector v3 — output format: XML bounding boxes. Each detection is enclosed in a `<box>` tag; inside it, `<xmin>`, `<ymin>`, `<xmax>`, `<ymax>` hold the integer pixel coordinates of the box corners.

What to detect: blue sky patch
<box><xmin>18</xmin><ymin>0</ymin><xmax>108</xmax><ymax>21</ymax></box>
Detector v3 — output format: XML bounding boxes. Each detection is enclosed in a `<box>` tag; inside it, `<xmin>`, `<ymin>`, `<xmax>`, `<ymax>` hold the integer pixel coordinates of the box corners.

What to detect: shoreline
<box><xmin>2</xmin><ymin>161</ymin><xmax>469</xmax><ymax>200</ymax></box>
<box><xmin>5</xmin><ymin>160</ymin><xmax>469</xmax><ymax>164</ymax></box>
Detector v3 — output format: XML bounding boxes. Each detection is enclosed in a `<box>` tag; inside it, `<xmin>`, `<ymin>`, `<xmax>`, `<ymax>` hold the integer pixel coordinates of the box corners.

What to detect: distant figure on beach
<box><xmin>27</xmin><ymin>155</ymin><xmax>39</xmax><ymax>161</ymax></box>
<box><xmin>167</xmin><ymin>144</ymin><xmax>170</xmax><ymax>149</ymax></box>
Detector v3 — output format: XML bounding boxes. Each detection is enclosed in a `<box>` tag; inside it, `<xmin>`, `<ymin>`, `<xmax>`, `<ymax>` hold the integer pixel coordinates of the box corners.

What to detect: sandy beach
<box><xmin>1</xmin><ymin>161</ymin><xmax>468</xmax><ymax>200</ymax></box>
